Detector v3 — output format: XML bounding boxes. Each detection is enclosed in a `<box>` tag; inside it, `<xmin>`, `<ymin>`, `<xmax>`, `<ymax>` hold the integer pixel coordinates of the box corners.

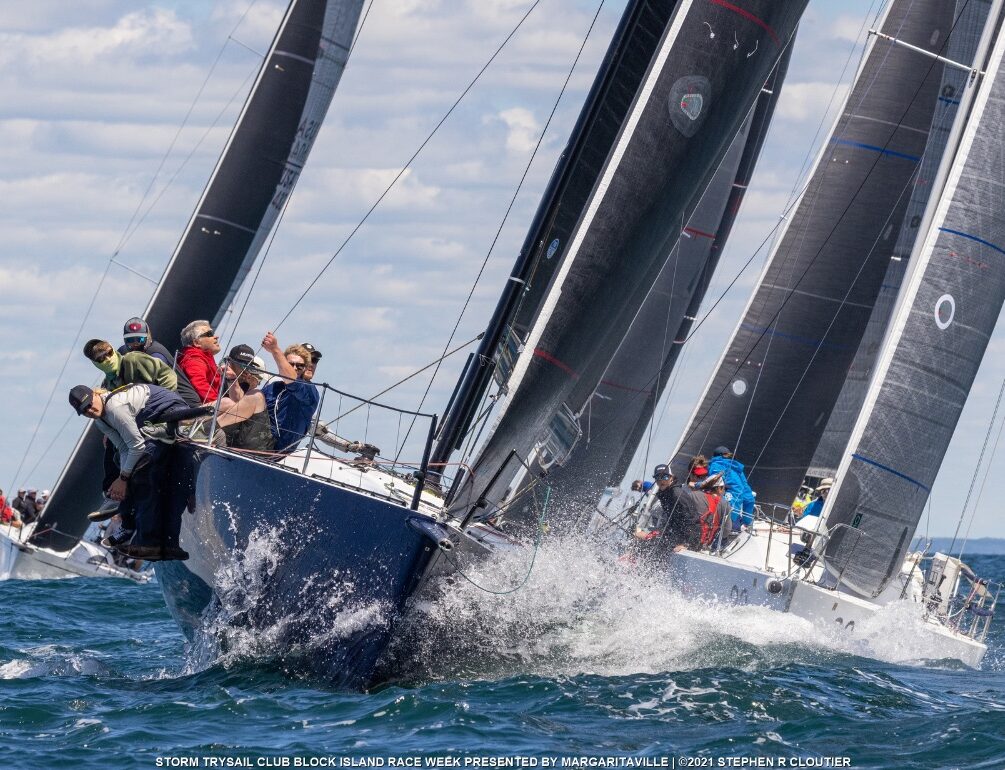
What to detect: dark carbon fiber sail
<box><xmin>670</xmin><ymin>0</ymin><xmax>952</xmax><ymax>507</ymax></box>
<box><xmin>449</xmin><ymin>0</ymin><xmax>808</xmax><ymax>519</ymax></box>
<box><xmin>431</xmin><ymin>0</ymin><xmax>682</xmax><ymax>472</ymax></box>
<box><xmin>810</xmin><ymin>0</ymin><xmax>993</xmax><ymax>477</ymax></box>
<box><xmin>33</xmin><ymin>0</ymin><xmax>364</xmax><ymax>551</ymax></box>
<box><xmin>823</xmin><ymin>9</ymin><xmax>1005</xmax><ymax>598</ymax></box>
<box><xmin>533</xmin><ymin>47</ymin><xmax>790</xmax><ymax>514</ymax></box>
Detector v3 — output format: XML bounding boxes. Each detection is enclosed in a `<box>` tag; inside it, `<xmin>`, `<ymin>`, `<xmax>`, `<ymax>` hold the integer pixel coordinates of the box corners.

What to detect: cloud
<box><xmin>493</xmin><ymin>106</ymin><xmax>541</xmax><ymax>154</ymax></box>
<box><xmin>0</xmin><ymin>8</ymin><xmax>193</xmax><ymax>68</ymax></box>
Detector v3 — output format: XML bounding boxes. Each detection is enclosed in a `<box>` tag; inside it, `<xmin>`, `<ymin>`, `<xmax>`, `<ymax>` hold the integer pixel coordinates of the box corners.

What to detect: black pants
<box><xmin>102</xmin><ymin>440</ymin><xmax>119</xmax><ymax>494</ymax></box>
<box><xmin>118</xmin><ymin>443</ymin><xmax>179</xmax><ymax>547</ymax></box>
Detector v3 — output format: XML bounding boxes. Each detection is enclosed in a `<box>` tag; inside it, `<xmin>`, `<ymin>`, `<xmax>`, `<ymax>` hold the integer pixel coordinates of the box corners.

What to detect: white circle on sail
<box><xmin>731</xmin><ymin>379</ymin><xmax>747</xmax><ymax>396</ymax></box>
<box><xmin>935</xmin><ymin>294</ymin><xmax>955</xmax><ymax>330</ymax></box>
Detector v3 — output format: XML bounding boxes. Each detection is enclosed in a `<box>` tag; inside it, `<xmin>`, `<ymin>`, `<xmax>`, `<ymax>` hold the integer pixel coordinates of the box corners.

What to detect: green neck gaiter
<box><xmin>94</xmin><ymin>351</ymin><xmax>120</xmax><ymax>376</ymax></box>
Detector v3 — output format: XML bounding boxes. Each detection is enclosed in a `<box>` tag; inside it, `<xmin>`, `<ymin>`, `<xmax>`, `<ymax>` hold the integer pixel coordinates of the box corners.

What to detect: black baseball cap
<box><xmin>653</xmin><ymin>463</ymin><xmax>672</xmax><ymax>480</ymax></box>
<box><xmin>301</xmin><ymin>343</ymin><xmax>322</xmax><ymax>363</ymax></box>
<box><xmin>69</xmin><ymin>385</ymin><xmax>95</xmax><ymax>414</ymax></box>
<box><xmin>227</xmin><ymin>344</ymin><xmax>256</xmax><ymax>367</ymax></box>
<box><xmin>713</xmin><ymin>445</ymin><xmax>731</xmax><ymax>456</ymax></box>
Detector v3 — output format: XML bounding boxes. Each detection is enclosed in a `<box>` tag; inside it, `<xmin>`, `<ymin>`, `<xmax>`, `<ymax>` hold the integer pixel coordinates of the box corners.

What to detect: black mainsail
<box><xmin>32</xmin><ymin>0</ymin><xmax>364</xmax><ymax>551</ymax></box>
<box><xmin>542</xmin><ymin>50</ymin><xmax>791</xmax><ymax>513</ymax></box>
<box><xmin>670</xmin><ymin>0</ymin><xmax>953</xmax><ymax>506</ymax></box>
<box><xmin>823</xmin><ymin>5</ymin><xmax>1005</xmax><ymax>598</ymax></box>
<box><xmin>441</xmin><ymin>0</ymin><xmax>809</xmax><ymax>521</ymax></box>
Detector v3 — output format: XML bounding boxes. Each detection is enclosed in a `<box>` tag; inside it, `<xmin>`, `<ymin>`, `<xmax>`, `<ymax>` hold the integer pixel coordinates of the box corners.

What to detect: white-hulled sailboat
<box><xmin>643</xmin><ymin>0</ymin><xmax>1004</xmax><ymax>667</ymax></box>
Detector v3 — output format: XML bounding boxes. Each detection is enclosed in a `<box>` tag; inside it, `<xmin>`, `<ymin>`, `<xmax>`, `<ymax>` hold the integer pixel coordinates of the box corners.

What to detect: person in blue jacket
<box><xmin>708</xmin><ymin>446</ymin><xmax>756</xmax><ymax>527</ymax></box>
<box><xmin>800</xmin><ymin>477</ymin><xmax>833</xmax><ymax>520</ymax></box>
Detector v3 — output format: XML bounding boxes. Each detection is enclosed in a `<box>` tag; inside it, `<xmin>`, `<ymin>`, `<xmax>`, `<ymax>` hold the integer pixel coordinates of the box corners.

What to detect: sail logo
<box><xmin>668</xmin><ymin>75</ymin><xmax>711</xmax><ymax>137</ymax></box>
<box><xmin>934</xmin><ymin>294</ymin><xmax>955</xmax><ymax>330</ymax></box>
<box><xmin>680</xmin><ymin>93</ymin><xmax>704</xmax><ymax>120</ymax></box>
<box><xmin>546</xmin><ymin>238</ymin><xmax>560</xmax><ymax>259</ymax></box>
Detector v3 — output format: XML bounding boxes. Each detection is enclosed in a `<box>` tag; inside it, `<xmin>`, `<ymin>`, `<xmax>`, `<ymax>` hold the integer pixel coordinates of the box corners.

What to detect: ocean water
<box><xmin>1</xmin><ymin>540</ymin><xmax>1003</xmax><ymax>770</ymax></box>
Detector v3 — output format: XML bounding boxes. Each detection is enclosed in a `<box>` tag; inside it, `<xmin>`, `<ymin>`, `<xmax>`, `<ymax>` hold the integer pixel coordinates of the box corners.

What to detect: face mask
<box><xmin>94</xmin><ymin>351</ymin><xmax>120</xmax><ymax>375</ymax></box>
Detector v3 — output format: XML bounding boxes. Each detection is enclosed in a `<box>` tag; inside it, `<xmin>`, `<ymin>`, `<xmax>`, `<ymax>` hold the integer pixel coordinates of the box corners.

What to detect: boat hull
<box><xmin>669</xmin><ymin>548</ymin><xmax>987</xmax><ymax>667</ymax></box>
<box><xmin>0</xmin><ymin>525</ymin><xmax>148</xmax><ymax>582</ymax></box>
<box><xmin>157</xmin><ymin>446</ymin><xmax>445</xmax><ymax>689</ymax></box>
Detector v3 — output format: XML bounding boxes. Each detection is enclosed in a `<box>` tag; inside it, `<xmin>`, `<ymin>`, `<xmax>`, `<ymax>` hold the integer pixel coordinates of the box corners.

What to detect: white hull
<box><xmin>668</xmin><ymin>525</ymin><xmax>987</xmax><ymax>668</ymax></box>
<box><xmin>0</xmin><ymin>524</ymin><xmax>149</xmax><ymax>583</ymax></box>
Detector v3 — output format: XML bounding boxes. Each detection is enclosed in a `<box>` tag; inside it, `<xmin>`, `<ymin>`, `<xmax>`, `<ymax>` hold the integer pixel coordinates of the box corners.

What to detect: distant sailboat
<box><xmin>646</xmin><ymin>0</ymin><xmax>1003</xmax><ymax>666</ymax></box>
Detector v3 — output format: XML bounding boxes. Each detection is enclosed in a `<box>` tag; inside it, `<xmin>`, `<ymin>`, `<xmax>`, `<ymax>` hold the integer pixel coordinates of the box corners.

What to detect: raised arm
<box><xmin>262</xmin><ymin>332</ymin><xmax>297</xmax><ymax>380</ymax></box>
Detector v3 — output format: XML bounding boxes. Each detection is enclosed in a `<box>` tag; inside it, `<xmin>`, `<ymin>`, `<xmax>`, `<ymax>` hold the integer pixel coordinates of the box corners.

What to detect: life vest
<box><xmin>700</xmin><ymin>492</ymin><xmax>722</xmax><ymax>547</ymax></box>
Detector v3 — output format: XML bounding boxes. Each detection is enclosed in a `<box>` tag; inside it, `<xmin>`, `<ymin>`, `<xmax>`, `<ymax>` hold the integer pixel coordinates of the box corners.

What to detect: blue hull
<box><xmin>156</xmin><ymin>446</ymin><xmax>444</xmax><ymax>689</ymax></box>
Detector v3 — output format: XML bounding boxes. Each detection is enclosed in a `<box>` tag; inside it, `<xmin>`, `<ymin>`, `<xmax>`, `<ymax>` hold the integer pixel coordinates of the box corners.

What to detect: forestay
<box><xmin>670</xmin><ymin>0</ymin><xmax>952</xmax><ymax>506</ymax></box>
<box><xmin>33</xmin><ymin>0</ymin><xmax>364</xmax><ymax>551</ymax></box>
<box><xmin>823</xmin><ymin>6</ymin><xmax>1005</xmax><ymax>598</ymax></box>
<box><xmin>446</xmin><ymin>0</ymin><xmax>809</xmax><ymax>521</ymax></box>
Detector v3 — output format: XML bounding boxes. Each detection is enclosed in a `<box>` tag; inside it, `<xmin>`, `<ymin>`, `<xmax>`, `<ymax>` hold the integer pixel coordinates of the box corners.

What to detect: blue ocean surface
<box><xmin>0</xmin><ymin>542</ymin><xmax>1003</xmax><ymax>770</ymax></box>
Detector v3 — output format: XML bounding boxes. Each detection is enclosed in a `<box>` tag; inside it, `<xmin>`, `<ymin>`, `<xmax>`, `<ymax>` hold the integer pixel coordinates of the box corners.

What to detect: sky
<box><xmin>1</xmin><ymin>0</ymin><xmax>1002</xmax><ymax>539</ymax></box>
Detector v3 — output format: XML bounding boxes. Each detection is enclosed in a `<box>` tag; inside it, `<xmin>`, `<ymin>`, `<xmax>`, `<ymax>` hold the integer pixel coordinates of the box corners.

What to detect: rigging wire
<box><xmin>956</xmin><ymin>399</ymin><xmax>1005</xmax><ymax>561</ymax></box>
<box><xmin>267</xmin><ymin>0</ymin><xmax>548</xmax><ymax>336</ymax></box>
<box><xmin>949</xmin><ymin>376</ymin><xmax>1005</xmax><ymax>556</ymax></box>
<box><xmin>390</xmin><ymin>0</ymin><xmax>608</xmax><ymax>463</ymax></box>
<box><xmin>9</xmin><ymin>2</ymin><xmax>266</xmax><ymax>490</ymax></box>
<box><xmin>221</xmin><ymin>0</ymin><xmax>382</xmax><ymax>355</ymax></box>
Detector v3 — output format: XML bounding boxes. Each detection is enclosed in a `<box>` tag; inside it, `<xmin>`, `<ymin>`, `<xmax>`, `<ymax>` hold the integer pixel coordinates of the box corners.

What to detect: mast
<box><xmin>822</xmin><ymin>2</ymin><xmax>1005</xmax><ymax>598</ymax></box>
<box><xmin>447</xmin><ymin>0</ymin><xmax>809</xmax><ymax>521</ymax></box>
<box><xmin>669</xmin><ymin>0</ymin><xmax>954</xmax><ymax>506</ymax></box>
<box><xmin>32</xmin><ymin>0</ymin><xmax>364</xmax><ymax>551</ymax></box>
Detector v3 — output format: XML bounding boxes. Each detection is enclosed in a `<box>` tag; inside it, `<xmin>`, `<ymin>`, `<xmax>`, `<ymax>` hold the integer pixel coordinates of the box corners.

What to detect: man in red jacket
<box><xmin>177</xmin><ymin>319</ymin><xmax>223</xmax><ymax>404</ymax></box>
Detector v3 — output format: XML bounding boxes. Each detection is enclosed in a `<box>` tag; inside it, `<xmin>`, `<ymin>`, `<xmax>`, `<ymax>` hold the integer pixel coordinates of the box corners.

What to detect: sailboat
<box><xmin>645</xmin><ymin>0</ymin><xmax>1003</xmax><ymax>666</ymax></box>
<box><xmin>143</xmin><ymin>0</ymin><xmax>808</xmax><ymax>688</ymax></box>
<box><xmin>0</xmin><ymin>0</ymin><xmax>366</xmax><ymax>582</ymax></box>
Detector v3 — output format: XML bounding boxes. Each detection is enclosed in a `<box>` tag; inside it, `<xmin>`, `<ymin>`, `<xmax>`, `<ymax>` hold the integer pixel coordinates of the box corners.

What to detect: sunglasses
<box><xmin>198</xmin><ymin>329</ymin><xmax>217</xmax><ymax>339</ymax></box>
<box><xmin>289</xmin><ymin>361</ymin><xmax>307</xmax><ymax>371</ymax></box>
<box><xmin>92</xmin><ymin>349</ymin><xmax>114</xmax><ymax>363</ymax></box>
<box><xmin>655</xmin><ymin>474</ymin><xmax>671</xmax><ymax>481</ymax></box>
<box><xmin>126</xmin><ymin>336</ymin><xmax>147</xmax><ymax>346</ymax></box>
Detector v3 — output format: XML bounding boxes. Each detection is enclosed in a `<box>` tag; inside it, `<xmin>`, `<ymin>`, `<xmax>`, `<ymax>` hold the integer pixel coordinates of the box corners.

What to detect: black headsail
<box><xmin>540</xmin><ymin>48</ymin><xmax>791</xmax><ymax>514</ymax></box>
<box><xmin>442</xmin><ymin>0</ymin><xmax>809</xmax><ymax>521</ymax></box>
<box><xmin>670</xmin><ymin>0</ymin><xmax>953</xmax><ymax>507</ymax></box>
<box><xmin>32</xmin><ymin>0</ymin><xmax>364</xmax><ymax>551</ymax></box>
<box><xmin>823</xmin><ymin>4</ymin><xmax>1005</xmax><ymax>598</ymax></box>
